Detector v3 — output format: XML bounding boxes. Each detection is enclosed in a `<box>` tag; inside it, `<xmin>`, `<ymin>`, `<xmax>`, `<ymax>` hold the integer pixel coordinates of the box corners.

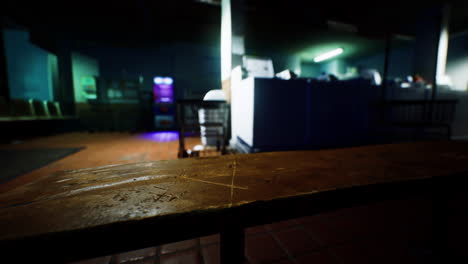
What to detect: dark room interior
<box><xmin>1</xmin><ymin>0</ymin><xmax>468</xmax><ymax>263</ymax></box>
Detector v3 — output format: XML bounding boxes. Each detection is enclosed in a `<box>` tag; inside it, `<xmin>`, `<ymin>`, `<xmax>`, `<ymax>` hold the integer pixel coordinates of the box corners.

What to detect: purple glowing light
<box><xmin>154</xmin><ymin>76</ymin><xmax>174</xmax><ymax>103</ymax></box>
<box><xmin>140</xmin><ymin>131</ymin><xmax>179</xmax><ymax>142</ymax></box>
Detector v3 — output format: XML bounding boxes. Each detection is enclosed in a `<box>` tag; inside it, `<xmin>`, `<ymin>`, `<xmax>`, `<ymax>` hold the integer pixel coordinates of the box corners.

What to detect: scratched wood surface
<box><xmin>1</xmin><ymin>141</ymin><xmax>468</xmax><ymax>245</ymax></box>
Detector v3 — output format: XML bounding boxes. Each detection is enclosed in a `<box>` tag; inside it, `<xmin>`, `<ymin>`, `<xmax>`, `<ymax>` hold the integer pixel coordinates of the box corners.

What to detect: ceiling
<box><xmin>243</xmin><ymin>0</ymin><xmax>468</xmax><ymax>61</ymax></box>
<box><xmin>244</xmin><ymin>0</ymin><xmax>468</xmax><ymax>35</ymax></box>
<box><xmin>1</xmin><ymin>0</ymin><xmax>222</xmax><ymax>50</ymax></box>
<box><xmin>1</xmin><ymin>0</ymin><xmax>467</xmax><ymax>61</ymax></box>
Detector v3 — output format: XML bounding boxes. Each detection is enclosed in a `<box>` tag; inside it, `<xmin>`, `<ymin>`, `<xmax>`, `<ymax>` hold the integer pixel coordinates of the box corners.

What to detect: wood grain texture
<box><xmin>1</xmin><ymin>141</ymin><xmax>468</xmax><ymax>262</ymax></box>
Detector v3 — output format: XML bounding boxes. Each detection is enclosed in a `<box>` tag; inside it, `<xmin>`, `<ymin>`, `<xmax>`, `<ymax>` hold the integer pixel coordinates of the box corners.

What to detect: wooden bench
<box><xmin>0</xmin><ymin>99</ymin><xmax>78</xmax><ymax>141</ymax></box>
<box><xmin>1</xmin><ymin>141</ymin><xmax>468</xmax><ymax>263</ymax></box>
<box><xmin>0</xmin><ymin>99</ymin><xmax>76</xmax><ymax>122</ymax></box>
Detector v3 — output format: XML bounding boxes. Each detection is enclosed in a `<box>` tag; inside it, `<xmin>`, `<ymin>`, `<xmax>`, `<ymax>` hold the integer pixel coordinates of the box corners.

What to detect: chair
<box><xmin>177</xmin><ymin>100</ymin><xmax>229</xmax><ymax>158</ymax></box>
<box><xmin>0</xmin><ymin>97</ymin><xmax>9</xmax><ymax>117</ymax></box>
<box><xmin>32</xmin><ymin>100</ymin><xmax>51</xmax><ymax>119</ymax></box>
<box><xmin>376</xmin><ymin>99</ymin><xmax>458</xmax><ymax>141</ymax></box>
<box><xmin>10</xmin><ymin>99</ymin><xmax>35</xmax><ymax>118</ymax></box>
<box><xmin>48</xmin><ymin>101</ymin><xmax>63</xmax><ymax>118</ymax></box>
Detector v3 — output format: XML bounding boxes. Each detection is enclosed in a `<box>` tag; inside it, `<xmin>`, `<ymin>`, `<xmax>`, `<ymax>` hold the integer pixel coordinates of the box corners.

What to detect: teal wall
<box><xmin>270</xmin><ymin>53</ymin><xmax>301</xmax><ymax>75</ymax></box>
<box><xmin>3</xmin><ymin>29</ymin><xmax>54</xmax><ymax>101</ymax></box>
<box><xmin>300</xmin><ymin>63</ymin><xmax>320</xmax><ymax>78</ymax></box>
<box><xmin>301</xmin><ymin>59</ymin><xmax>348</xmax><ymax>78</ymax></box>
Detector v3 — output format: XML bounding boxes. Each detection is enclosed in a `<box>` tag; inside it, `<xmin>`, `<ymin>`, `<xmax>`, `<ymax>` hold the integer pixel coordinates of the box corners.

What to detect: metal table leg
<box><xmin>220</xmin><ymin>226</ymin><xmax>245</xmax><ymax>264</ymax></box>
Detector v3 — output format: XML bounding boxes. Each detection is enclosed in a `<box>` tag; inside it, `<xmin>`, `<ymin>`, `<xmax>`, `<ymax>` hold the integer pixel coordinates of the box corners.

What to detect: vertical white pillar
<box><xmin>221</xmin><ymin>0</ymin><xmax>232</xmax><ymax>82</ymax></box>
<box><xmin>413</xmin><ymin>4</ymin><xmax>451</xmax><ymax>99</ymax></box>
<box><xmin>436</xmin><ymin>5</ymin><xmax>450</xmax><ymax>85</ymax></box>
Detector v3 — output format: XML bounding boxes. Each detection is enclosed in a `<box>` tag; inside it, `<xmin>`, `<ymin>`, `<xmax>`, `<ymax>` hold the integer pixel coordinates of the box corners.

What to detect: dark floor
<box><xmin>68</xmin><ymin>195</ymin><xmax>468</xmax><ymax>264</ymax></box>
<box><xmin>1</xmin><ymin>133</ymin><xmax>466</xmax><ymax>264</ymax></box>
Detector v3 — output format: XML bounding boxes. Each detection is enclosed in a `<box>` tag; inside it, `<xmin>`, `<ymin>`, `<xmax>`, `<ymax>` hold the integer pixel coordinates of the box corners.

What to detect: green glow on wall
<box><xmin>80</xmin><ymin>76</ymin><xmax>97</xmax><ymax>99</ymax></box>
<box><xmin>72</xmin><ymin>53</ymin><xmax>100</xmax><ymax>103</ymax></box>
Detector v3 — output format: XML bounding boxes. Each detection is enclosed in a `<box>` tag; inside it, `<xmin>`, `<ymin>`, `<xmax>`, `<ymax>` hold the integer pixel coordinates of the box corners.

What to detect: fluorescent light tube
<box><xmin>314</xmin><ymin>48</ymin><xmax>344</xmax><ymax>63</ymax></box>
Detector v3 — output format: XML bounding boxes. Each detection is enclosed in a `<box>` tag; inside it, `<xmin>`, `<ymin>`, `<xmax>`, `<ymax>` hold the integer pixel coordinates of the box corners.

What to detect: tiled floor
<box><xmin>1</xmin><ymin>133</ymin><xmax>466</xmax><ymax>264</ymax></box>
<box><xmin>0</xmin><ymin>132</ymin><xmax>200</xmax><ymax>193</ymax></box>
<box><xmin>70</xmin><ymin>197</ymin><xmax>455</xmax><ymax>264</ymax></box>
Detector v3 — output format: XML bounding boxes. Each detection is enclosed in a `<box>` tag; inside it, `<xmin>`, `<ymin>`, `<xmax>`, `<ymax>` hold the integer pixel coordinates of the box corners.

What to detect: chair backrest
<box><xmin>177</xmin><ymin>100</ymin><xmax>229</xmax><ymax>130</ymax></box>
<box><xmin>379</xmin><ymin>99</ymin><xmax>458</xmax><ymax>123</ymax></box>
<box><xmin>198</xmin><ymin>101</ymin><xmax>229</xmax><ymax>127</ymax></box>
<box><xmin>0</xmin><ymin>97</ymin><xmax>9</xmax><ymax>116</ymax></box>
<box><xmin>430</xmin><ymin>100</ymin><xmax>457</xmax><ymax>123</ymax></box>
<box><xmin>32</xmin><ymin>100</ymin><xmax>50</xmax><ymax>118</ymax></box>
<box><xmin>10</xmin><ymin>99</ymin><xmax>35</xmax><ymax>117</ymax></box>
<box><xmin>47</xmin><ymin>101</ymin><xmax>63</xmax><ymax>117</ymax></box>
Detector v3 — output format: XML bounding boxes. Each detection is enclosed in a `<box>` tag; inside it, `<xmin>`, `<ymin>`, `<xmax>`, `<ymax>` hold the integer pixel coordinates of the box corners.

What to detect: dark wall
<box><xmin>173</xmin><ymin>43</ymin><xmax>221</xmax><ymax>99</ymax></box>
<box><xmin>300</xmin><ymin>40</ymin><xmax>415</xmax><ymax>80</ymax></box>
<box><xmin>245</xmin><ymin>45</ymin><xmax>301</xmax><ymax>76</ymax></box>
<box><xmin>0</xmin><ymin>28</ymin><xmax>9</xmax><ymax>99</ymax></box>
<box><xmin>301</xmin><ymin>59</ymin><xmax>348</xmax><ymax>78</ymax></box>
<box><xmin>306</xmin><ymin>32</ymin><xmax>468</xmax><ymax>87</ymax></box>
<box><xmin>298</xmin><ymin>33</ymin><xmax>468</xmax><ymax>138</ymax></box>
<box><xmin>77</xmin><ymin>42</ymin><xmax>221</xmax><ymax>100</ymax></box>
<box><xmin>347</xmin><ymin>41</ymin><xmax>415</xmax><ymax>80</ymax></box>
<box><xmin>69</xmin><ymin>42</ymin><xmax>220</xmax><ymax>132</ymax></box>
<box><xmin>348</xmin><ymin>33</ymin><xmax>468</xmax><ymax>138</ymax></box>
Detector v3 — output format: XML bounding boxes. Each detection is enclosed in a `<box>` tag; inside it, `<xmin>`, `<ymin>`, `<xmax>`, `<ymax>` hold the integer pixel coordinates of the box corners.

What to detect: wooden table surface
<box><xmin>1</xmin><ymin>141</ymin><xmax>468</xmax><ymax>262</ymax></box>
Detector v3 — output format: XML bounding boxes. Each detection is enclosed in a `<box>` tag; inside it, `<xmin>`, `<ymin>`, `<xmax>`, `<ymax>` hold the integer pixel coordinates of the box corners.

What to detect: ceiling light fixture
<box><xmin>313</xmin><ymin>48</ymin><xmax>344</xmax><ymax>63</ymax></box>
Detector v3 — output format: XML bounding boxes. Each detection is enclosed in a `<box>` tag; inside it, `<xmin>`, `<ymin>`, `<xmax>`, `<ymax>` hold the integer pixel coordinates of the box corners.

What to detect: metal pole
<box><xmin>382</xmin><ymin>32</ymin><xmax>392</xmax><ymax>102</ymax></box>
<box><xmin>220</xmin><ymin>226</ymin><xmax>245</xmax><ymax>264</ymax></box>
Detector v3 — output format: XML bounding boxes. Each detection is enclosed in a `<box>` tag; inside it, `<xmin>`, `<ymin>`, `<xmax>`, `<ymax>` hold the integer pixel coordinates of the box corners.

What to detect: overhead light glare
<box><xmin>314</xmin><ymin>48</ymin><xmax>344</xmax><ymax>63</ymax></box>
